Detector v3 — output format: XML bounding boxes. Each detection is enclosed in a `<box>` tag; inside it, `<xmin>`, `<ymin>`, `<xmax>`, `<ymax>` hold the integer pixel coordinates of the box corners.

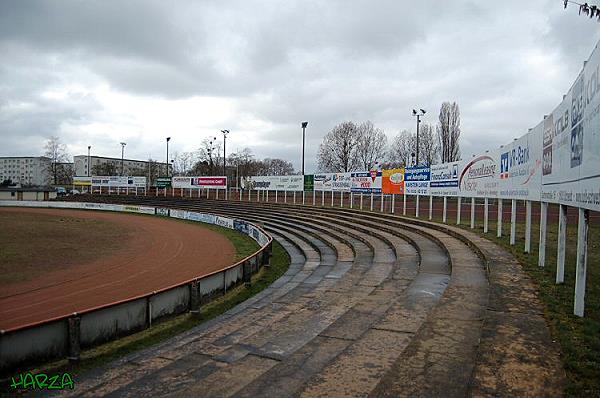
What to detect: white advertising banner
<box><xmin>541</xmin><ymin>43</ymin><xmax>600</xmax><ymax>211</ymax></box>
<box><xmin>497</xmin><ymin>126</ymin><xmax>543</xmax><ymax>201</ymax></box>
<box><xmin>458</xmin><ymin>153</ymin><xmax>500</xmax><ymax>198</ymax></box>
<box><xmin>429</xmin><ymin>162</ymin><xmax>460</xmax><ymax>196</ymax></box>
<box><xmin>88</xmin><ymin>176</ymin><xmax>147</xmax><ymax>188</ymax></box>
<box><xmin>314</xmin><ymin>173</ymin><xmax>352</xmax><ymax>192</ymax></box>
<box><xmin>351</xmin><ymin>171</ymin><xmax>382</xmax><ymax>194</ymax></box>
<box><xmin>240</xmin><ymin>175</ymin><xmax>303</xmax><ymax>191</ymax></box>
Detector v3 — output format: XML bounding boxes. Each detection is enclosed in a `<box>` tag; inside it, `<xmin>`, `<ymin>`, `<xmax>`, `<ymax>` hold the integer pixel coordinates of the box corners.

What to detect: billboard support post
<box><xmin>303</xmin><ymin>191</ymin><xmax>305</xmax><ymax>205</ymax></box>
<box><xmin>484</xmin><ymin>198</ymin><xmax>489</xmax><ymax>233</ymax></box>
<box><xmin>442</xmin><ymin>196</ymin><xmax>447</xmax><ymax>223</ymax></box>
<box><xmin>429</xmin><ymin>195</ymin><xmax>433</xmax><ymax>220</ymax></box>
<box><xmin>370</xmin><ymin>192</ymin><xmax>374</xmax><ymax>211</ymax></box>
<box><xmin>510</xmin><ymin>199</ymin><xmax>517</xmax><ymax>245</ymax></box>
<box><xmin>293</xmin><ymin>191</ymin><xmax>296</xmax><ymax>204</ymax></box>
<box><xmin>322</xmin><ymin>190</ymin><xmax>325</xmax><ymax>206</ymax></box>
<box><xmin>275</xmin><ymin>190</ymin><xmax>278</xmax><ymax>203</ymax></box>
<box><xmin>497</xmin><ymin>199</ymin><xmax>503</xmax><ymax>237</ymax></box>
<box><xmin>391</xmin><ymin>194</ymin><xmax>395</xmax><ymax>213</ymax></box>
<box><xmin>380</xmin><ymin>192</ymin><xmax>384</xmax><ymax>212</ymax></box>
<box><xmin>340</xmin><ymin>191</ymin><xmax>344</xmax><ymax>207</ymax></box>
<box><xmin>538</xmin><ymin>202</ymin><xmax>548</xmax><ymax>267</ymax></box>
<box><xmin>350</xmin><ymin>192</ymin><xmax>354</xmax><ymax>209</ymax></box>
<box><xmin>360</xmin><ymin>193</ymin><xmax>363</xmax><ymax>210</ymax></box>
<box><xmin>557</xmin><ymin>205</ymin><xmax>567</xmax><ymax>283</ymax></box>
<box><xmin>313</xmin><ymin>190</ymin><xmax>315</xmax><ymax>206</ymax></box>
<box><xmin>525</xmin><ymin>201</ymin><xmax>532</xmax><ymax>253</ymax></box>
<box><xmin>284</xmin><ymin>191</ymin><xmax>287</xmax><ymax>203</ymax></box>
<box><xmin>470</xmin><ymin>198</ymin><xmax>475</xmax><ymax>229</ymax></box>
<box><xmin>403</xmin><ymin>194</ymin><xmax>407</xmax><ymax>215</ymax></box>
<box><xmin>415</xmin><ymin>195</ymin><xmax>420</xmax><ymax>218</ymax></box>
<box><xmin>574</xmin><ymin>208</ymin><xmax>589</xmax><ymax>317</ymax></box>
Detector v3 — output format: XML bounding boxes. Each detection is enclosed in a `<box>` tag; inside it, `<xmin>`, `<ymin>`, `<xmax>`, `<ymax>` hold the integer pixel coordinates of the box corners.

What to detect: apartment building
<box><xmin>0</xmin><ymin>157</ymin><xmax>52</xmax><ymax>186</ymax></box>
<box><xmin>73</xmin><ymin>155</ymin><xmax>171</xmax><ymax>177</ymax></box>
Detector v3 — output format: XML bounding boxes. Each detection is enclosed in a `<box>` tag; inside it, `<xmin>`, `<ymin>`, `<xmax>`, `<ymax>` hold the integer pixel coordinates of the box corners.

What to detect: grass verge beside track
<box><xmin>411</xmin><ymin>211</ymin><xmax>599</xmax><ymax>397</ymax></box>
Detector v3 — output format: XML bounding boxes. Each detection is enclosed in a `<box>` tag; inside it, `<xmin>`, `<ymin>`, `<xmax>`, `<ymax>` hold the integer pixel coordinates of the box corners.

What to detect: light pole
<box><xmin>301</xmin><ymin>121</ymin><xmax>308</xmax><ymax>175</ymax></box>
<box><xmin>166</xmin><ymin>137</ymin><xmax>171</xmax><ymax>177</ymax></box>
<box><xmin>87</xmin><ymin>145</ymin><xmax>91</xmax><ymax>177</ymax></box>
<box><xmin>207</xmin><ymin>136</ymin><xmax>217</xmax><ymax>175</ymax></box>
<box><xmin>221</xmin><ymin>130</ymin><xmax>229</xmax><ymax>178</ymax></box>
<box><xmin>120</xmin><ymin>142</ymin><xmax>126</xmax><ymax>176</ymax></box>
<box><xmin>412</xmin><ymin>109</ymin><xmax>426</xmax><ymax>166</ymax></box>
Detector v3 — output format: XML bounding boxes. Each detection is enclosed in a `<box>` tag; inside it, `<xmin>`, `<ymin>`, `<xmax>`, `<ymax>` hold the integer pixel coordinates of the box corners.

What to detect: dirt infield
<box><xmin>0</xmin><ymin>208</ymin><xmax>235</xmax><ymax>331</ymax></box>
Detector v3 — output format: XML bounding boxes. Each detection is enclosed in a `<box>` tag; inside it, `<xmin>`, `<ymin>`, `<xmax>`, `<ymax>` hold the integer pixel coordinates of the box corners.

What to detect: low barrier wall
<box><xmin>0</xmin><ymin>201</ymin><xmax>272</xmax><ymax>372</ymax></box>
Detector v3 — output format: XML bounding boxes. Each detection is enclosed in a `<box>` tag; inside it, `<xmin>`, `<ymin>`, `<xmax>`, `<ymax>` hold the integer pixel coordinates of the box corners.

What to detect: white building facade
<box><xmin>0</xmin><ymin>157</ymin><xmax>52</xmax><ymax>186</ymax></box>
<box><xmin>73</xmin><ymin>155</ymin><xmax>170</xmax><ymax>177</ymax></box>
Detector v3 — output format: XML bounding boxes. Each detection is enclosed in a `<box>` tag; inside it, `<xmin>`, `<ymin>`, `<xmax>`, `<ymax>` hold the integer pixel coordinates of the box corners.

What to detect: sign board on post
<box><xmin>429</xmin><ymin>162</ymin><xmax>460</xmax><ymax>196</ymax></box>
<box><xmin>404</xmin><ymin>167</ymin><xmax>430</xmax><ymax>195</ymax></box>
<box><xmin>314</xmin><ymin>173</ymin><xmax>352</xmax><ymax>192</ymax></box>
<box><xmin>351</xmin><ymin>171</ymin><xmax>382</xmax><ymax>194</ymax></box>
<box><xmin>156</xmin><ymin>177</ymin><xmax>172</xmax><ymax>188</ymax></box>
<box><xmin>382</xmin><ymin>168</ymin><xmax>404</xmax><ymax>194</ymax></box>
<box><xmin>84</xmin><ymin>176</ymin><xmax>147</xmax><ymax>188</ymax></box>
<box><xmin>304</xmin><ymin>175</ymin><xmax>314</xmax><ymax>192</ymax></box>
<box><xmin>240</xmin><ymin>176</ymin><xmax>303</xmax><ymax>191</ymax></box>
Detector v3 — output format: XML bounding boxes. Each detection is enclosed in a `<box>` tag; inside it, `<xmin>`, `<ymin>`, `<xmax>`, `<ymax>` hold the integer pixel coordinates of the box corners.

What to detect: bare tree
<box><xmin>437</xmin><ymin>101</ymin><xmax>461</xmax><ymax>162</ymax></box>
<box><xmin>257</xmin><ymin>158</ymin><xmax>295</xmax><ymax>175</ymax></box>
<box><xmin>172</xmin><ymin>152</ymin><xmax>196</xmax><ymax>176</ymax></box>
<box><xmin>317</xmin><ymin>121</ymin><xmax>361</xmax><ymax>172</ymax></box>
<box><xmin>386</xmin><ymin>130</ymin><xmax>415</xmax><ymax>167</ymax></box>
<box><xmin>419</xmin><ymin>123</ymin><xmax>439</xmax><ymax>166</ymax></box>
<box><xmin>44</xmin><ymin>136</ymin><xmax>70</xmax><ymax>184</ymax></box>
<box><xmin>194</xmin><ymin>137</ymin><xmax>222</xmax><ymax>175</ymax></box>
<box><xmin>356</xmin><ymin>121</ymin><xmax>387</xmax><ymax>170</ymax></box>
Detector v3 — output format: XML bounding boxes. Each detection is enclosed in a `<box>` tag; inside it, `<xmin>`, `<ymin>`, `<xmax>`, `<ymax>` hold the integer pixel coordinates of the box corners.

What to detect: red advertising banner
<box><xmin>172</xmin><ymin>176</ymin><xmax>227</xmax><ymax>189</ymax></box>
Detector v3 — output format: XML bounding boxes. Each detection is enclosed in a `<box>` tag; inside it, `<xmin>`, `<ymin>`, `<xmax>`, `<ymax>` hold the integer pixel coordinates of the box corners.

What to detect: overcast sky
<box><xmin>1</xmin><ymin>0</ymin><xmax>599</xmax><ymax>172</ymax></box>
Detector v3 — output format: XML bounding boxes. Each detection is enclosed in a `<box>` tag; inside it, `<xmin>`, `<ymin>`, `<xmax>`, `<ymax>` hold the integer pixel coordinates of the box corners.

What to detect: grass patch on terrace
<box><xmin>0</xmin><ymin>237</ymin><xmax>290</xmax><ymax>395</ymax></box>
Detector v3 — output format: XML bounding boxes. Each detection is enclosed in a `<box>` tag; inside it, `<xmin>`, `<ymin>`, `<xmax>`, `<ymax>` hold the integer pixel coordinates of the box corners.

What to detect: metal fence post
<box><xmin>470</xmin><ymin>197</ymin><xmax>475</xmax><ymax>229</ymax></box>
<box><xmin>557</xmin><ymin>204</ymin><xmax>567</xmax><ymax>283</ymax></box>
<box><xmin>497</xmin><ymin>199</ymin><xmax>503</xmax><ymax>237</ymax></box>
<box><xmin>525</xmin><ymin>200</ymin><xmax>532</xmax><ymax>253</ymax></box>
<box><xmin>190</xmin><ymin>281</ymin><xmax>201</xmax><ymax>316</ymax></box>
<box><xmin>510</xmin><ymin>199</ymin><xmax>517</xmax><ymax>245</ymax></box>
<box><xmin>538</xmin><ymin>202</ymin><xmax>547</xmax><ymax>267</ymax></box>
<box><xmin>429</xmin><ymin>195</ymin><xmax>433</xmax><ymax>220</ymax></box>
<box><xmin>484</xmin><ymin>198</ymin><xmax>489</xmax><ymax>233</ymax></box>
<box><xmin>574</xmin><ymin>208</ymin><xmax>589</xmax><ymax>317</ymax></box>
<box><xmin>442</xmin><ymin>196</ymin><xmax>447</xmax><ymax>223</ymax></box>
<box><xmin>415</xmin><ymin>195</ymin><xmax>420</xmax><ymax>218</ymax></box>
<box><xmin>456</xmin><ymin>196</ymin><xmax>461</xmax><ymax>225</ymax></box>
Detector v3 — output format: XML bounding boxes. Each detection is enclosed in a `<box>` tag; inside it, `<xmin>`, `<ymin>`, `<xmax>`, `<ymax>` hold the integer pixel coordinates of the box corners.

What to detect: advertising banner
<box><xmin>240</xmin><ymin>175</ymin><xmax>303</xmax><ymax>191</ymax></box>
<box><xmin>497</xmin><ymin>126</ymin><xmax>543</xmax><ymax>201</ymax></box>
<box><xmin>89</xmin><ymin>176</ymin><xmax>147</xmax><ymax>188</ymax></box>
<box><xmin>458</xmin><ymin>153</ymin><xmax>499</xmax><ymax>198</ymax></box>
<box><xmin>404</xmin><ymin>166</ymin><xmax>430</xmax><ymax>195</ymax></box>
<box><xmin>382</xmin><ymin>168</ymin><xmax>405</xmax><ymax>194</ymax></box>
<box><xmin>314</xmin><ymin>173</ymin><xmax>352</xmax><ymax>192</ymax></box>
<box><xmin>172</xmin><ymin>176</ymin><xmax>227</xmax><ymax>189</ymax></box>
<box><xmin>304</xmin><ymin>175</ymin><xmax>314</xmax><ymax>192</ymax></box>
<box><xmin>156</xmin><ymin>177</ymin><xmax>171</xmax><ymax>188</ymax></box>
<box><xmin>541</xmin><ymin>43</ymin><xmax>600</xmax><ymax>211</ymax></box>
<box><xmin>351</xmin><ymin>170</ymin><xmax>382</xmax><ymax>194</ymax></box>
<box><xmin>429</xmin><ymin>162</ymin><xmax>460</xmax><ymax>196</ymax></box>
<box><xmin>73</xmin><ymin>176</ymin><xmax>92</xmax><ymax>186</ymax></box>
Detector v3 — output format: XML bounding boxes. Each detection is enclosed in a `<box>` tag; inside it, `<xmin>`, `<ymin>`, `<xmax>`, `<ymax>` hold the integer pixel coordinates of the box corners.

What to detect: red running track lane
<box><xmin>0</xmin><ymin>208</ymin><xmax>235</xmax><ymax>331</ymax></box>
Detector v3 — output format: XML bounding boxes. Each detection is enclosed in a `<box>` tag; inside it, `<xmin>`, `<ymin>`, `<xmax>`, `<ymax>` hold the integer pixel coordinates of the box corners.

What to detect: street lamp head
<box><xmin>221</xmin><ymin>129</ymin><xmax>229</xmax><ymax>135</ymax></box>
<box><xmin>301</xmin><ymin>121</ymin><xmax>308</xmax><ymax>128</ymax></box>
<box><xmin>88</xmin><ymin>145</ymin><xmax>91</xmax><ymax>150</ymax></box>
<box><xmin>166</xmin><ymin>137</ymin><xmax>171</xmax><ymax>142</ymax></box>
<box><xmin>420</xmin><ymin>109</ymin><xmax>426</xmax><ymax>114</ymax></box>
<box><xmin>120</xmin><ymin>142</ymin><xmax>126</xmax><ymax>147</ymax></box>
<box><xmin>412</xmin><ymin>109</ymin><xmax>417</xmax><ymax>115</ymax></box>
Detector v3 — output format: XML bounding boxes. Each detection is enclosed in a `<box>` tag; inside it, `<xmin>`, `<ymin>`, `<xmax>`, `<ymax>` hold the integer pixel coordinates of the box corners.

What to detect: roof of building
<box><xmin>74</xmin><ymin>155</ymin><xmax>154</xmax><ymax>163</ymax></box>
<box><xmin>0</xmin><ymin>156</ymin><xmax>51</xmax><ymax>160</ymax></box>
<box><xmin>0</xmin><ymin>186</ymin><xmax>56</xmax><ymax>192</ymax></box>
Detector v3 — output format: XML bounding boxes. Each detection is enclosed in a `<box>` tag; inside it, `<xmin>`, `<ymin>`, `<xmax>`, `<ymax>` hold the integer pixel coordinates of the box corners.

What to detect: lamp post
<box><xmin>412</xmin><ymin>109</ymin><xmax>426</xmax><ymax>166</ymax></box>
<box><xmin>221</xmin><ymin>130</ymin><xmax>229</xmax><ymax>178</ymax></box>
<box><xmin>166</xmin><ymin>137</ymin><xmax>171</xmax><ymax>177</ymax></box>
<box><xmin>120</xmin><ymin>142</ymin><xmax>126</xmax><ymax>176</ymax></box>
<box><xmin>87</xmin><ymin>145</ymin><xmax>91</xmax><ymax>177</ymax></box>
<box><xmin>301</xmin><ymin>121</ymin><xmax>308</xmax><ymax>175</ymax></box>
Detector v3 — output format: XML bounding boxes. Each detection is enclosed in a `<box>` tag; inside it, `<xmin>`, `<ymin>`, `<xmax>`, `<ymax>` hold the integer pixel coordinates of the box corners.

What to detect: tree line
<box><xmin>317</xmin><ymin>101</ymin><xmax>461</xmax><ymax>172</ymax></box>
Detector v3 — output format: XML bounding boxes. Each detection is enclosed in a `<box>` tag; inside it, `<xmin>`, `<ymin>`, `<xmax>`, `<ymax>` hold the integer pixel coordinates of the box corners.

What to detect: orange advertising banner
<box><xmin>382</xmin><ymin>168</ymin><xmax>405</xmax><ymax>194</ymax></box>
